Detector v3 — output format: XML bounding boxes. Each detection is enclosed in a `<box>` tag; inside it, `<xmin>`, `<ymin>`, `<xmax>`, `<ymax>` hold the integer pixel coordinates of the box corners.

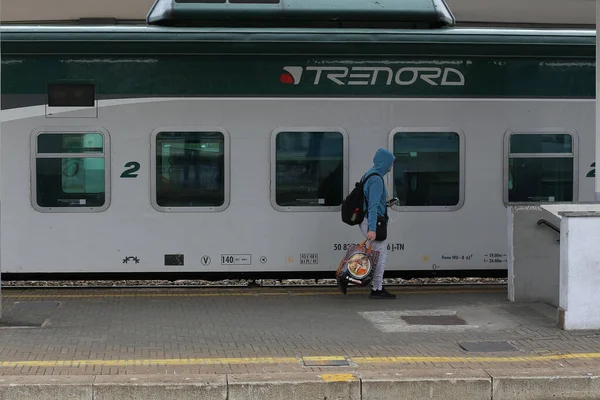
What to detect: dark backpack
<box><xmin>341</xmin><ymin>172</ymin><xmax>382</xmax><ymax>226</ymax></box>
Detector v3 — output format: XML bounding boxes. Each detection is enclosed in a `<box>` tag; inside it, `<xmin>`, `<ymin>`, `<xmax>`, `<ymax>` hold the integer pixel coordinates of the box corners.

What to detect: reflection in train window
<box><xmin>155</xmin><ymin>131</ymin><xmax>226</xmax><ymax>208</ymax></box>
<box><xmin>391</xmin><ymin>131</ymin><xmax>461</xmax><ymax>208</ymax></box>
<box><xmin>507</xmin><ymin>133</ymin><xmax>574</xmax><ymax>202</ymax></box>
<box><xmin>273</xmin><ymin>130</ymin><xmax>345</xmax><ymax>209</ymax></box>
<box><xmin>33</xmin><ymin>131</ymin><xmax>108</xmax><ymax>212</ymax></box>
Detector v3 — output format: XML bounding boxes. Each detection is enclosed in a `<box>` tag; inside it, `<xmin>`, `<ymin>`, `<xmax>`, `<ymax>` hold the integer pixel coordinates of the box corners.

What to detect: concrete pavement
<box><xmin>1</xmin><ymin>285</ymin><xmax>600</xmax><ymax>398</ymax></box>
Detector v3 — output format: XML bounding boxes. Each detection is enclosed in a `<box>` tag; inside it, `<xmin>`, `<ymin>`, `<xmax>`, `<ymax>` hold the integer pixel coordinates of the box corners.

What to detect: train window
<box><xmin>37</xmin><ymin>133</ymin><xmax>104</xmax><ymax>154</ymax></box>
<box><xmin>506</xmin><ymin>132</ymin><xmax>576</xmax><ymax>203</ymax></box>
<box><xmin>510</xmin><ymin>134</ymin><xmax>573</xmax><ymax>154</ymax></box>
<box><xmin>32</xmin><ymin>129</ymin><xmax>110</xmax><ymax>212</ymax></box>
<box><xmin>271</xmin><ymin>128</ymin><xmax>348</xmax><ymax>211</ymax></box>
<box><xmin>151</xmin><ymin>128</ymin><xmax>230</xmax><ymax>212</ymax></box>
<box><xmin>389</xmin><ymin>128</ymin><xmax>464</xmax><ymax>211</ymax></box>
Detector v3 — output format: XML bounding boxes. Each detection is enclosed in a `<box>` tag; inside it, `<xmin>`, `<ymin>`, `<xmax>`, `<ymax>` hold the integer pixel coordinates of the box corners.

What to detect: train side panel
<box><xmin>0</xmin><ymin>98</ymin><xmax>594</xmax><ymax>277</ymax></box>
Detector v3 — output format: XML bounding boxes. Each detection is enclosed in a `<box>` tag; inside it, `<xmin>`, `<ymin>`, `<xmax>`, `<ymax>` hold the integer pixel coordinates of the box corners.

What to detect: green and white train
<box><xmin>0</xmin><ymin>0</ymin><xmax>595</xmax><ymax>280</ymax></box>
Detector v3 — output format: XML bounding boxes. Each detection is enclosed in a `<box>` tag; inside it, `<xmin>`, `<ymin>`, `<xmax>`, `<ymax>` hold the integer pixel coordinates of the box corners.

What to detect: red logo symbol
<box><xmin>280</xmin><ymin>73</ymin><xmax>295</xmax><ymax>84</ymax></box>
<box><xmin>280</xmin><ymin>67</ymin><xmax>303</xmax><ymax>85</ymax></box>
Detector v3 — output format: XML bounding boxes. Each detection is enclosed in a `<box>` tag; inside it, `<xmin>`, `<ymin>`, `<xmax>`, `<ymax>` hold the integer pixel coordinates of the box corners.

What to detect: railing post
<box><xmin>596</xmin><ymin>0</ymin><xmax>600</xmax><ymax>200</ymax></box>
<box><xmin>0</xmin><ymin>61</ymin><xmax>2</xmax><ymax>319</ymax></box>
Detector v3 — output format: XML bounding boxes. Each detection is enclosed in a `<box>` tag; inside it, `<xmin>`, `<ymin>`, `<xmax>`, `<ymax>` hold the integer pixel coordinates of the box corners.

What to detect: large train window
<box><xmin>150</xmin><ymin>128</ymin><xmax>230</xmax><ymax>212</ymax></box>
<box><xmin>271</xmin><ymin>128</ymin><xmax>348</xmax><ymax>212</ymax></box>
<box><xmin>505</xmin><ymin>131</ymin><xmax>576</xmax><ymax>203</ymax></box>
<box><xmin>388</xmin><ymin>128</ymin><xmax>465</xmax><ymax>211</ymax></box>
<box><xmin>31</xmin><ymin>128</ymin><xmax>110</xmax><ymax>212</ymax></box>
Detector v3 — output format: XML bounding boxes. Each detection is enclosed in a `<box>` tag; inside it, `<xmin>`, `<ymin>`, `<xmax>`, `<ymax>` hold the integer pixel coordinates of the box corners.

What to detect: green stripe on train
<box><xmin>1</xmin><ymin>28</ymin><xmax>595</xmax><ymax>98</ymax></box>
<box><xmin>1</xmin><ymin>56</ymin><xmax>594</xmax><ymax>98</ymax></box>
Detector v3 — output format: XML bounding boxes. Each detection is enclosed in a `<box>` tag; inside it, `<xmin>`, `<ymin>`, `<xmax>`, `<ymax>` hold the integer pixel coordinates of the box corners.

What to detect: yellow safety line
<box><xmin>321</xmin><ymin>373</ymin><xmax>357</xmax><ymax>382</ymax></box>
<box><xmin>0</xmin><ymin>353</ymin><xmax>599</xmax><ymax>369</ymax></box>
<box><xmin>2</xmin><ymin>288</ymin><xmax>504</xmax><ymax>299</ymax></box>
<box><xmin>352</xmin><ymin>353</ymin><xmax>600</xmax><ymax>363</ymax></box>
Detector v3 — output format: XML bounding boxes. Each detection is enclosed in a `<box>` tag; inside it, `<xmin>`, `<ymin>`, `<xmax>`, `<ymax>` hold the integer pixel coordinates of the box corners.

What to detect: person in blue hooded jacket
<box><xmin>360</xmin><ymin>148</ymin><xmax>397</xmax><ymax>299</ymax></box>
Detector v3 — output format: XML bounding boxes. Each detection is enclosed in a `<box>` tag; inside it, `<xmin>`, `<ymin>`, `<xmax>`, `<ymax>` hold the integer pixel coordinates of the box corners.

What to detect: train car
<box><xmin>0</xmin><ymin>0</ymin><xmax>595</xmax><ymax>280</ymax></box>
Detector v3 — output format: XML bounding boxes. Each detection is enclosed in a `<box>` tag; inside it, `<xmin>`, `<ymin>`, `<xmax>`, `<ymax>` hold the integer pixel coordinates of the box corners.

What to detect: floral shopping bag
<box><xmin>335</xmin><ymin>240</ymin><xmax>380</xmax><ymax>295</ymax></box>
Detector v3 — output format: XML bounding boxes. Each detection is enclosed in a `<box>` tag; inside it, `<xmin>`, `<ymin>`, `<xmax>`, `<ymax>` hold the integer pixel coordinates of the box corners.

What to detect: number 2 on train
<box><xmin>120</xmin><ymin>161</ymin><xmax>140</xmax><ymax>178</ymax></box>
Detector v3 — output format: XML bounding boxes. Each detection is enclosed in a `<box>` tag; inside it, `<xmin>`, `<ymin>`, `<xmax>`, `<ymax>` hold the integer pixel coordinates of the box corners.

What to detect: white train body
<box><xmin>0</xmin><ymin>24</ymin><xmax>595</xmax><ymax>279</ymax></box>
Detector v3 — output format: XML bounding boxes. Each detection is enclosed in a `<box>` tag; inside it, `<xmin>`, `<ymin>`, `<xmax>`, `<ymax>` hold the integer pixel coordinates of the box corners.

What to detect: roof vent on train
<box><xmin>146</xmin><ymin>0</ymin><xmax>456</xmax><ymax>29</ymax></box>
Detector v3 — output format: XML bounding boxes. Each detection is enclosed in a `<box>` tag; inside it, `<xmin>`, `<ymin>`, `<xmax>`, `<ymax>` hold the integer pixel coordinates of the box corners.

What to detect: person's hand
<box><xmin>367</xmin><ymin>231</ymin><xmax>376</xmax><ymax>241</ymax></box>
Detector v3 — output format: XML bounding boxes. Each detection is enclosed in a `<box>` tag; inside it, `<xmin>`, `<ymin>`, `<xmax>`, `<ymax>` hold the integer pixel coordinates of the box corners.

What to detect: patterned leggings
<box><xmin>359</xmin><ymin>218</ymin><xmax>387</xmax><ymax>291</ymax></box>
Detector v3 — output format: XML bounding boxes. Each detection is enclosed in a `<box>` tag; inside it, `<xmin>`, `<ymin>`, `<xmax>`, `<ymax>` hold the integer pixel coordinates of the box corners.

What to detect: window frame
<box><xmin>387</xmin><ymin>127</ymin><xmax>465</xmax><ymax>212</ymax></box>
<box><xmin>270</xmin><ymin>126</ymin><xmax>349</xmax><ymax>212</ymax></box>
<box><xmin>150</xmin><ymin>126</ymin><xmax>231</xmax><ymax>213</ymax></box>
<box><xmin>503</xmin><ymin>128</ymin><xmax>579</xmax><ymax>205</ymax></box>
<box><xmin>30</xmin><ymin>126</ymin><xmax>111</xmax><ymax>213</ymax></box>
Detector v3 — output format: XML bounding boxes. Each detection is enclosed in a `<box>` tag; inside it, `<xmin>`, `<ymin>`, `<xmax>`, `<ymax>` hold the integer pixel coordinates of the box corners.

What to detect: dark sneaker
<box><xmin>369</xmin><ymin>288</ymin><xmax>396</xmax><ymax>299</ymax></box>
<box><xmin>337</xmin><ymin>277</ymin><xmax>348</xmax><ymax>295</ymax></box>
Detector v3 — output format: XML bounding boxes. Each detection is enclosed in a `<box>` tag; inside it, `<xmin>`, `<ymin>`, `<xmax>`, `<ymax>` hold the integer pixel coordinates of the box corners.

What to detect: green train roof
<box><xmin>146</xmin><ymin>0</ymin><xmax>455</xmax><ymax>28</ymax></box>
<box><xmin>0</xmin><ymin>26</ymin><xmax>594</xmax><ymax>56</ymax></box>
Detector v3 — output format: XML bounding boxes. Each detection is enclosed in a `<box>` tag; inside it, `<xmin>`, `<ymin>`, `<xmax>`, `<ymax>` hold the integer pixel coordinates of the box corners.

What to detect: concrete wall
<box><xmin>507</xmin><ymin>205</ymin><xmax>560</xmax><ymax>307</ymax></box>
<box><xmin>509</xmin><ymin>204</ymin><xmax>600</xmax><ymax>330</ymax></box>
<box><xmin>559</xmin><ymin>212</ymin><xmax>600</xmax><ymax>330</ymax></box>
<box><xmin>1</xmin><ymin>370</ymin><xmax>600</xmax><ymax>400</ymax></box>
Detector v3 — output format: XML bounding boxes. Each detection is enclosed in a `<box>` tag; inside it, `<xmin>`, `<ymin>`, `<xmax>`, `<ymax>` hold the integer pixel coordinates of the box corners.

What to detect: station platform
<box><xmin>0</xmin><ymin>284</ymin><xmax>599</xmax><ymax>399</ymax></box>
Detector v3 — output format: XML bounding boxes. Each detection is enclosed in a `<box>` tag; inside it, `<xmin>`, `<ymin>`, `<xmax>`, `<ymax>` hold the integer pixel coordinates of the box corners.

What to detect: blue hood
<box><xmin>372</xmin><ymin>148</ymin><xmax>395</xmax><ymax>175</ymax></box>
<box><xmin>360</xmin><ymin>148</ymin><xmax>396</xmax><ymax>232</ymax></box>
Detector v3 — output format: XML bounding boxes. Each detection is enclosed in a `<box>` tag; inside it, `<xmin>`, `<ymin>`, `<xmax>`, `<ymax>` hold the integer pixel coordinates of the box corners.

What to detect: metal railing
<box><xmin>537</xmin><ymin>219</ymin><xmax>560</xmax><ymax>243</ymax></box>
